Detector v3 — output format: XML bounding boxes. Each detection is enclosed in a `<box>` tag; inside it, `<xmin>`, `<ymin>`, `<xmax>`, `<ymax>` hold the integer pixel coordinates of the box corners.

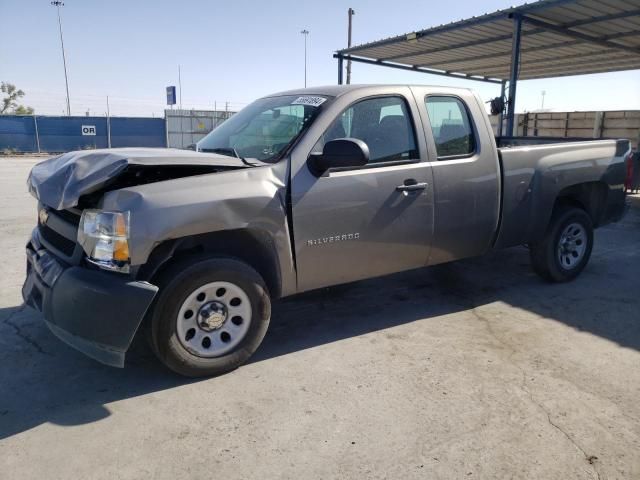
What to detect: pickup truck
<box><xmin>22</xmin><ymin>85</ymin><xmax>630</xmax><ymax>377</ymax></box>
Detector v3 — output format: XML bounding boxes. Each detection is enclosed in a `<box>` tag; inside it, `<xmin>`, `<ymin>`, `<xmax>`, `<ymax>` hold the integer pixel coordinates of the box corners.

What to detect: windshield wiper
<box><xmin>199</xmin><ymin>147</ymin><xmax>260</xmax><ymax>167</ymax></box>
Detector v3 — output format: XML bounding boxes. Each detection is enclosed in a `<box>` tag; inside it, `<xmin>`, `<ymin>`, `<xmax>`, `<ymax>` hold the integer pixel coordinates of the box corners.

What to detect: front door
<box><xmin>290</xmin><ymin>90</ymin><xmax>434</xmax><ymax>292</ymax></box>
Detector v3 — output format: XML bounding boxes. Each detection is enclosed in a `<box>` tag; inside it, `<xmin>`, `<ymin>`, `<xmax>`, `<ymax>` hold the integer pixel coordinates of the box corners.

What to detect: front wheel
<box><xmin>530</xmin><ymin>206</ymin><xmax>594</xmax><ymax>282</ymax></box>
<box><xmin>148</xmin><ymin>257</ymin><xmax>271</xmax><ymax>377</ymax></box>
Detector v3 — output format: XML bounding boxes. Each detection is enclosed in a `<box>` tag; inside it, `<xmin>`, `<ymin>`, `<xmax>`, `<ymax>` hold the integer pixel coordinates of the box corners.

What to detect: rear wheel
<box><xmin>530</xmin><ymin>206</ymin><xmax>594</xmax><ymax>282</ymax></box>
<box><xmin>148</xmin><ymin>256</ymin><xmax>271</xmax><ymax>377</ymax></box>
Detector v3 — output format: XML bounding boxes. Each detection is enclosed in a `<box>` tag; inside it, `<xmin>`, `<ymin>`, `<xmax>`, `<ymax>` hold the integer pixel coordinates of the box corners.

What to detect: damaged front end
<box><xmin>22</xmin><ymin>226</ymin><xmax>158</xmax><ymax>367</ymax></box>
<box><xmin>27</xmin><ymin>147</ymin><xmax>248</xmax><ymax>210</ymax></box>
<box><xmin>22</xmin><ymin>147</ymin><xmax>252</xmax><ymax>366</ymax></box>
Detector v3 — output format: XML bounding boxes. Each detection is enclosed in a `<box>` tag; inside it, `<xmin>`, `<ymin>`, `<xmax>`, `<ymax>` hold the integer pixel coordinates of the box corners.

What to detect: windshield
<box><xmin>197</xmin><ymin>95</ymin><xmax>329</xmax><ymax>163</ymax></box>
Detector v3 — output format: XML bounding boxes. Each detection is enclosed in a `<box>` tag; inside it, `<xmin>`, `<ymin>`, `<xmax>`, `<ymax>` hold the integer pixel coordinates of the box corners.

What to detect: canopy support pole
<box><xmin>506</xmin><ymin>14</ymin><xmax>522</xmax><ymax>137</ymax></box>
<box><xmin>498</xmin><ymin>80</ymin><xmax>506</xmax><ymax>137</ymax></box>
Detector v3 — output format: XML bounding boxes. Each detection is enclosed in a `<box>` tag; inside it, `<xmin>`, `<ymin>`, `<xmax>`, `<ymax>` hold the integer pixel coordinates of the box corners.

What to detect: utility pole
<box><xmin>106</xmin><ymin>95</ymin><xmax>111</xmax><ymax>148</ymax></box>
<box><xmin>346</xmin><ymin>8</ymin><xmax>355</xmax><ymax>84</ymax></box>
<box><xmin>178</xmin><ymin>65</ymin><xmax>183</xmax><ymax>148</ymax></box>
<box><xmin>51</xmin><ymin>1</ymin><xmax>71</xmax><ymax>116</ymax></box>
<box><xmin>178</xmin><ymin>65</ymin><xmax>183</xmax><ymax>110</ymax></box>
<box><xmin>541</xmin><ymin>90</ymin><xmax>546</xmax><ymax>109</ymax></box>
<box><xmin>300</xmin><ymin>29</ymin><xmax>309</xmax><ymax>87</ymax></box>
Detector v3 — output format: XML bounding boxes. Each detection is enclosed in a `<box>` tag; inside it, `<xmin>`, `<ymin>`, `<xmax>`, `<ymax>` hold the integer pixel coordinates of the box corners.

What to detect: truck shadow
<box><xmin>1</xmin><ymin>198</ymin><xmax>638</xmax><ymax>440</ymax></box>
<box><xmin>257</xmin><ymin>243</ymin><xmax>640</xmax><ymax>362</ymax></box>
<box><xmin>0</xmin><ymin>304</ymin><xmax>192</xmax><ymax>440</ymax></box>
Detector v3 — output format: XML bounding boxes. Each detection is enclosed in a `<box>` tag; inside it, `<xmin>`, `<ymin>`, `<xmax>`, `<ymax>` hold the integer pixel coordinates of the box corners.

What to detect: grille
<box><xmin>54</xmin><ymin>208</ymin><xmax>81</xmax><ymax>226</ymax></box>
<box><xmin>39</xmin><ymin>224</ymin><xmax>76</xmax><ymax>256</ymax></box>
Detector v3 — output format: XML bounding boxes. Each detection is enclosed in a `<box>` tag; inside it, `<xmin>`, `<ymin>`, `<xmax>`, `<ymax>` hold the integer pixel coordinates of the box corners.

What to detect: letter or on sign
<box><xmin>81</xmin><ymin>125</ymin><xmax>97</xmax><ymax>136</ymax></box>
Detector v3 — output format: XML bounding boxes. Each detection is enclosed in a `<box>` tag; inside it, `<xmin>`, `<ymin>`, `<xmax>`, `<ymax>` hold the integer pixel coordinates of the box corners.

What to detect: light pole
<box><xmin>346</xmin><ymin>8</ymin><xmax>355</xmax><ymax>84</ymax></box>
<box><xmin>178</xmin><ymin>64</ymin><xmax>183</xmax><ymax>110</ymax></box>
<box><xmin>51</xmin><ymin>1</ymin><xmax>71</xmax><ymax>116</ymax></box>
<box><xmin>300</xmin><ymin>29</ymin><xmax>309</xmax><ymax>87</ymax></box>
<box><xmin>541</xmin><ymin>90</ymin><xmax>546</xmax><ymax>109</ymax></box>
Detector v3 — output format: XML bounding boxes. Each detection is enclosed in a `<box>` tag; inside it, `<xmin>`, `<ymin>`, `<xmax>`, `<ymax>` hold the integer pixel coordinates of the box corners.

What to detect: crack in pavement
<box><xmin>471</xmin><ymin>307</ymin><xmax>602</xmax><ymax>480</ymax></box>
<box><xmin>1</xmin><ymin>305</ymin><xmax>52</xmax><ymax>356</ymax></box>
<box><xmin>545</xmin><ymin>411</ymin><xmax>601</xmax><ymax>479</ymax></box>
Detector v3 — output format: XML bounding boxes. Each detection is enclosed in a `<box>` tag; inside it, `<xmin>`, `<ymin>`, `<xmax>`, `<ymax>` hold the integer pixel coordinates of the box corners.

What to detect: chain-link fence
<box><xmin>165</xmin><ymin>109</ymin><xmax>235</xmax><ymax>149</ymax></box>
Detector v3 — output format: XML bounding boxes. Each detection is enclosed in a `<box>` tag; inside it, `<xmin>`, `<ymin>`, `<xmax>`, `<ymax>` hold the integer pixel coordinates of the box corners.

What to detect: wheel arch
<box><xmin>136</xmin><ymin>228</ymin><xmax>283</xmax><ymax>299</ymax></box>
<box><xmin>553</xmin><ymin>181</ymin><xmax>608</xmax><ymax>227</ymax></box>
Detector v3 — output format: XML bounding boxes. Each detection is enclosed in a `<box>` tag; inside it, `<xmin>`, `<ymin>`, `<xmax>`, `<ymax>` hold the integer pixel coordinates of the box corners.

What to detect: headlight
<box><xmin>78</xmin><ymin>210</ymin><xmax>131</xmax><ymax>273</ymax></box>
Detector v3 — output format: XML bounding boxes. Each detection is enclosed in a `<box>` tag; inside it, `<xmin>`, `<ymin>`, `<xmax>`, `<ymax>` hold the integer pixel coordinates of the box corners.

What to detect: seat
<box><xmin>438</xmin><ymin>122</ymin><xmax>467</xmax><ymax>143</ymax></box>
<box><xmin>324</xmin><ymin>121</ymin><xmax>346</xmax><ymax>143</ymax></box>
<box><xmin>437</xmin><ymin>122</ymin><xmax>472</xmax><ymax>155</ymax></box>
<box><xmin>368</xmin><ymin>115</ymin><xmax>411</xmax><ymax>161</ymax></box>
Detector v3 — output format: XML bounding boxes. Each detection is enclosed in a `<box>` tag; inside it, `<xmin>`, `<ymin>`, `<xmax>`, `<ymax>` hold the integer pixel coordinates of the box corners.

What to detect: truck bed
<box><xmin>493</xmin><ymin>137</ymin><xmax>630</xmax><ymax>250</ymax></box>
<box><xmin>497</xmin><ymin>136</ymin><xmax>631</xmax><ymax>155</ymax></box>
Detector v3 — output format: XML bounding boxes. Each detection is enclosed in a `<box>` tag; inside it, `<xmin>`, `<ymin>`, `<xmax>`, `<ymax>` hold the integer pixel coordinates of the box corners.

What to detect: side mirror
<box><xmin>308</xmin><ymin>138</ymin><xmax>369</xmax><ymax>176</ymax></box>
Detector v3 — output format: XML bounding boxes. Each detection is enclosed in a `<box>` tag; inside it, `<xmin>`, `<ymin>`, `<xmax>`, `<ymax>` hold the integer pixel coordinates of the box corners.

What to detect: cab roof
<box><xmin>265</xmin><ymin>84</ymin><xmax>473</xmax><ymax>99</ymax></box>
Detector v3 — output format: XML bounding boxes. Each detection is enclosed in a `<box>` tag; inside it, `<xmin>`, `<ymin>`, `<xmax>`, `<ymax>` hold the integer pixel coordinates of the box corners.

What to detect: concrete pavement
<box><xmin>1</xmin><ymin>155</ymin><xmax>639</xmax><ymax>479</ymax></box>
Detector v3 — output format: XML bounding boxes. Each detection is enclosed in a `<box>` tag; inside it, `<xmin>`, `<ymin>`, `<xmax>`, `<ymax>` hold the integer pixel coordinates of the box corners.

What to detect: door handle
<box><xmin>396</xmin><ymin>180</ymin><xmax>428</xmax><ymax>192</ymax></box>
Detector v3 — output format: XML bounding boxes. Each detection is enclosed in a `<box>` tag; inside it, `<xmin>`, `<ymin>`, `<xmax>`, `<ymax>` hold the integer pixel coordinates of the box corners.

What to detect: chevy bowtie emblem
<box><xmin>38</xmin><ymin>208</ymin><xmax>49</xmax><ymax>225</ymax></box>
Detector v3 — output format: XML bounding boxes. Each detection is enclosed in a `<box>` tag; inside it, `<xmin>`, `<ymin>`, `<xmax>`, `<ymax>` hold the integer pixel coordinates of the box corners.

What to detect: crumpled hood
<box><xmin>27</xmin><ymin>148</ymin><xmax>248</xmax><ymax>210</ymax></box>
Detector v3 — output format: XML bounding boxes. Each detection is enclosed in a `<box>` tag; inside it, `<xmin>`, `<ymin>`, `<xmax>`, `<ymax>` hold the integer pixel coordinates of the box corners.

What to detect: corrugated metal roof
<box><xmin>337</xmin><ymin>0</ymin><xmax>640</xmax><ymax>81</ymax></box>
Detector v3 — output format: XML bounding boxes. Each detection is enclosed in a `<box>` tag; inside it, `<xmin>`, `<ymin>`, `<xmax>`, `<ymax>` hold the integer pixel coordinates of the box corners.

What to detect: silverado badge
<box><xmin>307</xmin><ymin>232</ymin><xmax>360</xmax><ymax>246</ymax></box>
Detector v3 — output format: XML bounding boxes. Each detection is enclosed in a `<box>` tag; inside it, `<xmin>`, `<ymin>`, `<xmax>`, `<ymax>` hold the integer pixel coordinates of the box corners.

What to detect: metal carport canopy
<box><xmin>335</xmin><ymin>0</ymin><xmax>640</xmax><ymax>135</ymax></box>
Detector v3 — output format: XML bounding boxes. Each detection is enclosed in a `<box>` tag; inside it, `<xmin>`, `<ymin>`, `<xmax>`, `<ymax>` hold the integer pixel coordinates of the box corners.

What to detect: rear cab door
<box><xmin>410</xmin><ymin>86</ymin><xmax>501</xmax><ymax>265</ymax></box>
<box><xmin>289</xmin><ymin>86</ymin><xmax>435</xmax><ymax>292</ymax></box>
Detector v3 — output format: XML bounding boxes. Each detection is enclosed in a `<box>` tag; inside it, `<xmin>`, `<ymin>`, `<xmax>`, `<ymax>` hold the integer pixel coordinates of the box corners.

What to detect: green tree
<box><xmin>1</xmin><ymin>82</ymin><xmax>34</xmax><ymax>115</ymax></box>
<box><xmin>14</xmin><ymin>105</ymin><xmax>34</xmax><ymax>115</ymax></box>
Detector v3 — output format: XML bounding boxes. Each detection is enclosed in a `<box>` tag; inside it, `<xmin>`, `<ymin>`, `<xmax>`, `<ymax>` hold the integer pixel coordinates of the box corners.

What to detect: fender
<box><xmin>101</xmin><ymin>160</ymin><xmax>298</xmax><ymax>297</ymax></box>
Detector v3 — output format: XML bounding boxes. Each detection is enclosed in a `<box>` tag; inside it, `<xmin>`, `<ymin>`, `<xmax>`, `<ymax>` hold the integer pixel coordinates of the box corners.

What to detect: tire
<box><xmin>147</xmin><ymin>256</ymin><xmax>271</xmax><ymax>377</ymax></box>
<box><xmin>530</xmin><ymin>205</ymin><xmax>594</xmax><ymax>282</ymax></box>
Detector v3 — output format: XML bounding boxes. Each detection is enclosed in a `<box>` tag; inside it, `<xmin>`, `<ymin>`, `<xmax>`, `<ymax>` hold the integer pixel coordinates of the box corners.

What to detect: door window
<box><xmin>317</xmin><ymin>96</ymin><xmax>418</xmax><ymax>165</ymax></box>
<box><xmin>425</xmin><ymin>96</ymin><xmax>477</xmax><ymax>158</ymax></box>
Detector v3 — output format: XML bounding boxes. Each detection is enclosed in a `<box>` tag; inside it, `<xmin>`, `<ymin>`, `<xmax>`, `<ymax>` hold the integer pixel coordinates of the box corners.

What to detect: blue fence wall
<box><xmin>110</xmin><ymin>117</ymin><xmax>166</xmax><ymax>148</ymax></box>
<box><xmin>40</xmin><ymin>117</ymin><xmax>109</xmax><ymax>151</ymax></box>
<box><xmin>0</xmin><ymin>115</ymin><xmax>166</xmax><ymax>153</ymax></box>
<box><xmin>0</xmin><ymin>116</ymin><xmax>38</xmax><ymax>152</ymax></box>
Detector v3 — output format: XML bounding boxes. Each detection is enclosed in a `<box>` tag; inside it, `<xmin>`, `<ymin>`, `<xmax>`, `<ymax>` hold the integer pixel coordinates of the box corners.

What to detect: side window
<box><xmin>425</xmin><ymin>96</ymin><xmax>477</xmax><ymax>158</ymax></box>
<box><xmin>317</xmin><ymin>96</ymin><xmax>418</xmax><ymax>164</ymax></box>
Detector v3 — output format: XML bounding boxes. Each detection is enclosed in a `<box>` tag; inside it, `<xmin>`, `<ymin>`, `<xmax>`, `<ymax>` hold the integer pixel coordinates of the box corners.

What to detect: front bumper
<box><xmin>22</xmin><ymin>229</ymin><xmax>158</xmax><ymax>367</ymax></box>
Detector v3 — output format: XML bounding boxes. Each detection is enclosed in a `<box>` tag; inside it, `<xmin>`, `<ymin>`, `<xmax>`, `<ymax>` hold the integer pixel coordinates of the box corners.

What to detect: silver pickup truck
<box><xmin>22</xmin><ymin>85</ymin><xmax>630</xmax><ymax>376</ymax></box>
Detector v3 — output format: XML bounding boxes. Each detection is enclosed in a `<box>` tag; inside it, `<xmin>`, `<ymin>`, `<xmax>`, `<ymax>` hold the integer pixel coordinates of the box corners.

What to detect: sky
<box><xmin>1</xmin><ymin>0</ymin><xmax>639</xmax><ymax>117</ymax></box>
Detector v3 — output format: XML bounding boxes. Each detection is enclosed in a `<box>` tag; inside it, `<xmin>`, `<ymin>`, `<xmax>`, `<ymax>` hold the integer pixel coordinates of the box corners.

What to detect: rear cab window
<box><xmin>425</xmin><ymin>96</ymin><xmax>477</xmax><ymax>159</ymax></box>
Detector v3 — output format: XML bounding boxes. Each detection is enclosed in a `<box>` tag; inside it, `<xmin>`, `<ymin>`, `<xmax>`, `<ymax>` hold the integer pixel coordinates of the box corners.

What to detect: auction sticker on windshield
<box><xmin>292</xmin><ymin>96</ymin><xmax>327</xmax><ymax>107</ymax></box>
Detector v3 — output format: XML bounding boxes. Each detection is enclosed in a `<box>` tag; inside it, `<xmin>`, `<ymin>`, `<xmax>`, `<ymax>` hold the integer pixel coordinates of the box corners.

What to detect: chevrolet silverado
<box><xmin>22</xmin><ymin>85</ymin><xmax>630</xmax><ymax>376</ymax></box>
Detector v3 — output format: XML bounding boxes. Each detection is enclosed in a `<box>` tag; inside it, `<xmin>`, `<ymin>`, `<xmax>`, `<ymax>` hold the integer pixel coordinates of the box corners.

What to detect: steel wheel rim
<box><xmin>176</xmin><ymin>281</ymin><xmax>252</xmax><ymax>357</ymax></box>
<box><xmin>557</xmin><ymin>222</ymin><xmax>587</xmax><ymax>270</ymax></box>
